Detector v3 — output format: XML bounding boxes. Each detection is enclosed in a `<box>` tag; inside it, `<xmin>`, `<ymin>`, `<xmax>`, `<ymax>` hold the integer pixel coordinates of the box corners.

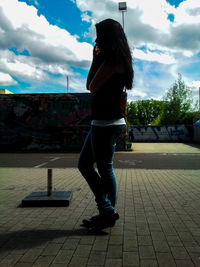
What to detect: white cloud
<box><xmin>0</xmin><ymin>71</ymin><xmax>17</xmax><ymax>86</ymax></box>
<box><xmin>128</xmin><ymin>89</ymin><xmax>147</xmax><ymax>101</ymax></box>
<box><xmin>25</xmin><ymin>0</ymin><xmax>39</xmax><ymax>7</ymax></box>
<box><xmin>173</xmin><ymin>0</ymin><xmax>200</xmax><ymax>25</ymax></box>
<box><xmin>81</xmin><ymin>12</ymin><xmax>92</xmax><ymax>23</ymax></box>
<box><xmin>73</xmin><ymin>0</ymin><xmax>200</xmax><ymax>56</ymax></box>
<box><xmin>0</xmin><ymin>0</ymin><xmax>93</xmax><ymax>63</ymax></box>
<box><xmin>133</xmin><ymin>48</ymin><xmax>176</xmax><ymax>64</ymax></box>
<box><xmin>188</xmin><ymin>81</ymin><xmax>200</xmax><ymax>88</ymax></box>
<box><xmin>149</xmin><ymin>95</ymin><xmax>163</xmax><ymax>101</ymax></box>
<box><xmin>33</xmin><ymin>0</ymin><xmax>39</xmax><ymax>7</ymax></box>
<box><xmin>0</xmin><ymin>0</ymin><xmax>93</xmax><ymax>88</ymax></box>
<box><xmin>183</xmin><ymin>51</ymin><xmax>194</xmax><ymax>57</ymax></box>
<box><xmin>39</xmin><ymin>63</ymin><xmax>73</xmax><ymax>76</ymax></box>
<box><xmin>125</xmin><ymin>0</ymin><xmax>174</xmax><ymax>32</ymax></box>
<box><xmin>0</xmin><ymin>50</ymin><xmax>47</xmax><ymax>81</ymax></box>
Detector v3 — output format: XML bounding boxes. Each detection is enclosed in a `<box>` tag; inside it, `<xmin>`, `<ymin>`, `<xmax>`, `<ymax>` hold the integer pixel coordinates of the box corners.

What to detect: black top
<box><xmin>91</xmin><ymin>72</ymin><xmax>125</xmax><ymax>120</ymax></box>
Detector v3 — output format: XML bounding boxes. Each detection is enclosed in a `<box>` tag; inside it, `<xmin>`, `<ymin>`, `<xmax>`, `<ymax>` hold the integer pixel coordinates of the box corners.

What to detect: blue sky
<box><xmin>0</xmin><ymin>0</ymin><xmax>199</xmax><ymax>105</ymax></box>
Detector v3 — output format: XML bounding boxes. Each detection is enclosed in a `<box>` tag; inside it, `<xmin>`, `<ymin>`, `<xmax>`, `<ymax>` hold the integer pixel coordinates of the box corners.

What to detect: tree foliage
<box><xmin>127</xmin><ymin>99</ymin><xmax>165</xmax><ymax>126</ymax></box>
<box><xmin>127</xmin><ymin>74</ymin><xmax>197</xmax><ymax>126</ymax></box>
<box><xmin>159</xmin><ymin>74</ymin><xmax>194</xmax><ymax>125</ymax></box>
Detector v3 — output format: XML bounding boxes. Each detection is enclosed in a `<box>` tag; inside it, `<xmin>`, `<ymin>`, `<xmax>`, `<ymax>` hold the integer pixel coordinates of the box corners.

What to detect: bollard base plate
<box><xmin>21</xmin><ymin>191</ymin><xmax>73</xmax><ymax>207</ymax></box>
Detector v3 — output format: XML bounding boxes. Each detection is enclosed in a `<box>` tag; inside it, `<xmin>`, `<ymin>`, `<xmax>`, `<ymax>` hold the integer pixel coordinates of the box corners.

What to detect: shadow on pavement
<box><xmin>0</xmin><ymin>228</ymin><xmax>107</xmax><ymax>252</ymax></box>
<box><xmin>186</xmin><ymin>142</ymin><xmax>200</xmax><ymax>149</ymax></box>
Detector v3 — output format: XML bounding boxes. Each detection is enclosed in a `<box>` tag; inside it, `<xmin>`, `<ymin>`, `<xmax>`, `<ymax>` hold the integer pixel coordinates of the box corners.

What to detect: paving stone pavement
<box><xmin>0</xmin><ymin>167</ymin><xmax>200</xmax><ymax>267</ymax></box>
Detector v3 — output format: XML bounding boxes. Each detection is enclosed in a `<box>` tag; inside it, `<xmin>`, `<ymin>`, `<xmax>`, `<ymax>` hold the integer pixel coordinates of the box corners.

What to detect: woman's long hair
<box><xmin>95</xmin><ymin>18</ymin><xmax>133</xmax><ymax>89</ymax></box>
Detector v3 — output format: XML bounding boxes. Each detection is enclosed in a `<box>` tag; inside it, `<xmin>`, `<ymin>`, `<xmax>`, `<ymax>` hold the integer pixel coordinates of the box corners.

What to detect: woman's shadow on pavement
<box><xmin>0</xmin><ymin>228</ymin><xmax>108</xmax><ymax>252</ymax></box>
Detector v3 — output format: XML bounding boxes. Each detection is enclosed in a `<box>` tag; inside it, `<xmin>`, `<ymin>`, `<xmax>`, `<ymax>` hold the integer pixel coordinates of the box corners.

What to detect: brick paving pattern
<box><xmin>0</xmin><ymin>167</ymin><xmax>200</xmax><ymax>266</ymax></box>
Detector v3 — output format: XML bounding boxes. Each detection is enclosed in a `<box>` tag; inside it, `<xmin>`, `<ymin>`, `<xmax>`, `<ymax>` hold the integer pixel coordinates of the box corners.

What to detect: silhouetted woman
<box><xmin>78</xmin><ymin>18</ymin><xmax>133</xmax><ymax>233</ymax></box>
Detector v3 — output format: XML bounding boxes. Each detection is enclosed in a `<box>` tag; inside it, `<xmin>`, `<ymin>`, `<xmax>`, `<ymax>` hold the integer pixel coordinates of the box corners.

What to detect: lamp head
<box><xmin>119</xmin><ymin>2</ymin><xmax>127</xmax><ymax>11</ymax></box>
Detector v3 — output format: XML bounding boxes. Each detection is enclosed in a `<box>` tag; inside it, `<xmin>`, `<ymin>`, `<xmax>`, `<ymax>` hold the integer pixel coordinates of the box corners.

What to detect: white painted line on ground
<box><xmin>49</xmin><ymin>157</ymin><xmax>60</xmax><ymax>162</ymax></box>
<box><xmin>33</xmin><ymin>162</ymin><xmax>48</xmax><ymax>168</ymax></box>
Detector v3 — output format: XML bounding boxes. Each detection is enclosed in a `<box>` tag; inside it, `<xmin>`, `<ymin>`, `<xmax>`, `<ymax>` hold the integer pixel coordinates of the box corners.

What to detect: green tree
<box><xmin>127</xmin><ymin>101</ymin><xmax>139</xmax><ymax>126</ymax></box>
<box><xmin>160</xmin><ymin>74</ymin><xmax>193</xmax><ymax>125</ymax></box>
<box><xmin>136</xmin><ymin>100</ymin><xmax>165</xmax><ymax>125</ymax></box>
<box><xmin>127</xmin><ymin>99</ymin><xmax>165</xmax><ymax>126</ymax></box>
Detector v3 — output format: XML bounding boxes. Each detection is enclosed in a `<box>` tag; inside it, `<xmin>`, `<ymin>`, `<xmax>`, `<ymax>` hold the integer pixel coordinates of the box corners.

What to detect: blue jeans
<box><xmin>78</xmin><ymin>125</ymin><xmax>125</xmax><ymax>215</ymax></box>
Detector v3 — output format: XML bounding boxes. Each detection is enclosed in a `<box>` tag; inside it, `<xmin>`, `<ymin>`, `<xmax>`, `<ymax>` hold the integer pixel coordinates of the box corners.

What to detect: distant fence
<box><xmin>128</xmin><ymin>125</ymin><xmax>194</xmax><ymax>142</ymax></box>
<box><xmin>0</xmin><ymin>93</ymin><xmax>127</xmax><ymax>152</ymax></box>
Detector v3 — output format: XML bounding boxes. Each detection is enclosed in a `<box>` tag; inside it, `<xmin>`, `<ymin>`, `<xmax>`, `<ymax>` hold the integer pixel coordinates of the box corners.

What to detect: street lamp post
<box><xmin>118</xmin><ymin>2</ymin><xmax>127</xmax><ymax>29</ymax></box>
<box><xmin>199</xmin><ymin>87</ymin><xmax>200</xmax><ymax>111</ymax></box>
<box><xmin>66</xmin><ymin>75</ymin><xmax>69</xmax><ymax>93</ymax></box>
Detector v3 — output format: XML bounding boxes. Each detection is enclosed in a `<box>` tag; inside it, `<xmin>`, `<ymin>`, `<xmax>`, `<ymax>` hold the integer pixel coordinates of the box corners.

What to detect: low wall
<box><xmin>0</xmin><ymin>93</ymin><xmax>126</xmax><ymax>152</ymax></box>
<box><xmin>194</xmin><ymin>126</ymin><xmax>200</xmax><ymax>144</ymax></box>
<box><xmin>128</xmin><ymin>125</ymin><xmax>193</xmax><ymax>142</ymax></box>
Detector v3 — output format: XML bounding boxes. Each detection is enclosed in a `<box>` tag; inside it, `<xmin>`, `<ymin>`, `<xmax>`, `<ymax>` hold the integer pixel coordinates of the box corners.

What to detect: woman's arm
<box><xmin>88</xmin><ymin>61</ymin><xmax>125</xmax><ymax>94</ymax></box>
<box><xmin>86</xmin><ymin>61</ymin><xmax>100</xmax><ymax>90</ymax></box>
<box><xmin>88</xmin><ymin>61</ymin><xmax>115</xmax><ymax>94</ymax></box>
<box><xmin>86</xmin><ymin>45</ymin><xmax>103</xmax><ymax>90</ymax></box>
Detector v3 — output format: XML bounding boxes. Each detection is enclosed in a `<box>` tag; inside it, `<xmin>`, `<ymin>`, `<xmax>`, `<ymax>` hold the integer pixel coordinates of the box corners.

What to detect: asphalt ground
<box><xmin>0</xmin><ymin>143</ymin><xmax>200</xmax><ymax>169</ymax></box>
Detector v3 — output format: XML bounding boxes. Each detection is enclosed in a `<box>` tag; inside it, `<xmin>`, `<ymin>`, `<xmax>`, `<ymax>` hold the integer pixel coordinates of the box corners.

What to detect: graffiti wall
<box><xmin>128</xmin><ymin>125</ymin><xmax>193</xmax><ymax>142</ymax></box>
<box><xmin>0</xmin><ymin>93</ymin><xmax>127</xmax><ymax>152</ymax></box>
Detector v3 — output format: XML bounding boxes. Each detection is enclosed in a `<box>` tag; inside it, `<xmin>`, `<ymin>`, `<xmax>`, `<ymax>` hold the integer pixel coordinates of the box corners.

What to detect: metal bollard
<box><xmin>47</xmin><ymin>169</ymin><xmax>52</xmax><ymax>196</ymax></box>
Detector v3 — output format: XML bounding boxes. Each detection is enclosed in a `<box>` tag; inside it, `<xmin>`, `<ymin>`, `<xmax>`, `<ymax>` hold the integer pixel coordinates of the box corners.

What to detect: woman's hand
<box><xmin>93</xmin><ymin>44</ymin><xmax>100</xmax><ymax>60</ymax></box>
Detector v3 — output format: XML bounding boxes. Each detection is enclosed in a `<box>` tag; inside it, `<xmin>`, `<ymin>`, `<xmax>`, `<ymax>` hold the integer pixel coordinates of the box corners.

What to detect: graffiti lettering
<box><xmin>128</xmin><ymin>125</ymin><xmax>193</xmax><ymax>142</ymax></box>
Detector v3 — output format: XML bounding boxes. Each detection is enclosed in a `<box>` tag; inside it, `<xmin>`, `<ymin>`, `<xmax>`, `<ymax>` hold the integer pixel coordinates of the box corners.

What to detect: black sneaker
<box><xmin>82</xmin><ymin>214</ymin><xmax>101</xmax><ymax>228</ymax></box>
<box><xmin>88</xmin><ymin>212</ymin><xmax>119</xmax><ymax>234</ymax></box>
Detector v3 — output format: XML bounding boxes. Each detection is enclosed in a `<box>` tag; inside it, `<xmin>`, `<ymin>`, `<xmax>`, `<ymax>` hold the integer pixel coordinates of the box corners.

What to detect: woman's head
<box><xmin>95</xmin><ymin>19</ymin><xmax>125</xmax><ymax>50</ymax></box>
<box><xmin>95</xmin><ymin>18</ymin><xmax>133</xmax><ymax>89</ymax></box>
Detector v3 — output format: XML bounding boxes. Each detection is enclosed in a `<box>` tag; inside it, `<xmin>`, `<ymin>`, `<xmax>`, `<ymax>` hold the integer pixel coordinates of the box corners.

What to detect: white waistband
<box><xmin>91</xmin><ymin>118</ymin><xmax>126</xmax><ymax>126</ymax></box>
